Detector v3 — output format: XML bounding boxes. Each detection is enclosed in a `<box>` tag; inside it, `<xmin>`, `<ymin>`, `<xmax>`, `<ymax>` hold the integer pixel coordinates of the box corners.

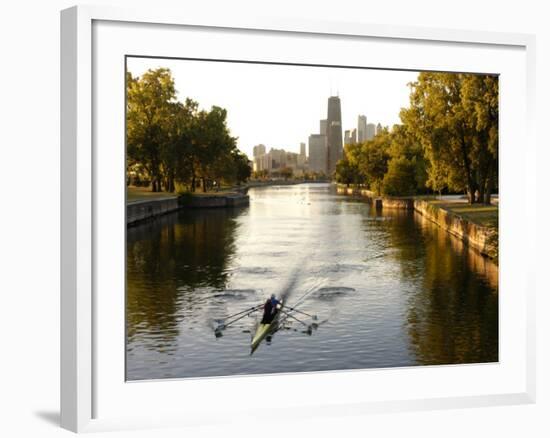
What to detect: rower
<box><xmin>261</xmin><ymin>294</ymin><xmax>281</xmax><ymax>324</ymax></box>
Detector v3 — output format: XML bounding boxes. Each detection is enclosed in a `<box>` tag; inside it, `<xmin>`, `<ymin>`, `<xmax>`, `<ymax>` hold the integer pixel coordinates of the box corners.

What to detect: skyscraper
<box><xmin>320</xmin><ymin>119</ymin><xmax>328</xmax><ymax>136</ymax></box>
<box><xmin>344</xmin><ymin>130</ymin><xmax>351</xmax><ymax>145</ymax></box>
<box><xmin>357</xmin><ymin>115</ymin><xmax>367</xmax><ymax>143</ymax></box>
<box><xmin>252</xmin><ymin>144</ymin><xmax>268</xmax><ymax>173</ymax></box>
<box><xmin>344</xmin><ymin>129</ymin><xmax>357</xmax><ymax>146</ymax></box>
<box><xmin>253</xmin><ymin>144</ymin><xmax>266</xmax><ymax>157</ymax></box>
<box><xmin>308</xmin><ymin>134</ymin><xmax>328</xmax><ymax>174</ymax></box>
<box><xmin>326</xmin><ymin>96</ymin><xmax>343</xmax><ymax>175</ymax></box>
<box><xmin>298</xmin><ymin>142</ymin><xmax>307</xmax><ymax>168</ymax></box>
<box><xmin>376</xmin><ymin>123</ymin><xmax>383</xmax><ymax>136</ymax></box>
<box><xmin>366</xmin><ymin>123</ymin><xmax>376</xmax><ymax>140</ymax></box>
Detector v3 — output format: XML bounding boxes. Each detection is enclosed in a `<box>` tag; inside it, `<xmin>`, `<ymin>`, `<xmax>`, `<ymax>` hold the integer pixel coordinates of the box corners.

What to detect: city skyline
<box><xmin>127</xmin><ymin>57</ymin><xmax>418</xmax><ymax>159</ymax></box>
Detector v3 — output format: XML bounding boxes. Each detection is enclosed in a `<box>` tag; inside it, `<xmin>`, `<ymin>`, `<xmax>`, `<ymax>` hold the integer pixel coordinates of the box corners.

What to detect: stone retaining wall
<box><xmin>336</xmin><ymin>185</ymin><xmax>497</xmax><ymax>260</ymax></box>
<box><xmin>127</xmin><ymin>193</ymin><xmax>249</xmax><ymax>225</ymax></box>
<box><xmin>383</xmin><ymin>198</ymin><xmax>415</xmax><ymax>210</ymax></box>
<box><xmin>336</xmin><ymin>186</ymin><xmax>413</xmax><ymax>209</ymax></box>
<box><xmin>127</xmin><ymin>197</ymin><xmax>180</xmax><ymax>226</ymax></box>
<box><xmin>413</xmin><ymin>200</ymin><xmax>497</xmax><ymax>260</ymax></box>
<box><xmin>337</xmin><ymin>186</ymin><xmax>376</xmax><ymax>203</ymax></box>
<box><xmin>186</xmin><ymin>194</ymin><xmax>250</xmax><ymax>208</ymax></box>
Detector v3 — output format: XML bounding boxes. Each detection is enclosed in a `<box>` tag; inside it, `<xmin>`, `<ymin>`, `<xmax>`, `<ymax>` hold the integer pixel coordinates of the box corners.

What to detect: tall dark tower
<box><xmin>326</xmin><ymin>96</ymin><xmax>343</xmax><ymax>176</ymax></box>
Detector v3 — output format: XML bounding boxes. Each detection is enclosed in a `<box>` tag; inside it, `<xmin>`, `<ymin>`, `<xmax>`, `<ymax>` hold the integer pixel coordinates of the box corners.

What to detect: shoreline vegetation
<box><xmin>331</xmin><ymin>72</ymin><xmax>499</xmax><ymax>264</ymax></box>
<box><xmin>126</xmin><ymin>67</ymin><xmax>499</xmax><ymax>262</ymax></box>
<box><xmin>126</xmin><ymin>68</ymin><xmax>252</xmax><ymax>196</ymax></box>
<box><xmin>126</xmin><ymin>178</ymin><xmax>311</xmax><ymax>203</ymax></box>
<box><xmin>126</xmin><ymin>68</ymin><xmax>329</xmax><ymax>199</ymax></box>
<box><xmin>336</xmin><ymin>185</ymin><xmax>498</xmax><ymax>263</ymax></box>
<box><xmin>335</xmin><ymin>73</ymin><xmax>498</xmax><ymax>207</ymax></box>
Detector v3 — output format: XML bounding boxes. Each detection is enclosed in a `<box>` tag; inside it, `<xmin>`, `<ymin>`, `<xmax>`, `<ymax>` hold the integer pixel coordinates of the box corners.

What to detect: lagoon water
<box><xmin>126</xmin><ymin>183</ymin><xmax>498</xmax><ymax>380</ymax></box>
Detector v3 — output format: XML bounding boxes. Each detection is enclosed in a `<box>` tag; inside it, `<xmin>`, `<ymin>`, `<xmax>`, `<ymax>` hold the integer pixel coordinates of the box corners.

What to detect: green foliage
<box><xmin>334</xmin><ymin>71</ymin><xmax>499</xmax><ymax>202</ymax></box>
<box><xmin>252</xmin><ymin>169</ymin><xmax>269</xmax><ymax>180</ymax></box>
<box><xmin>386</xmin><ymin>124</ymin><xmax>427</xmax><ymax>194</ymax></box>
<box><xmin>126</xmin><ymin>68</ymin><xmax>249</xmax><ymax>193</ymax></box>
<box><xmin>382</xmin><ymin>156</ymin><xmax>417</xmax><ymax>196</ymax></box>
<box><xmin>232</xmin><ymin>151</ymin><xmax>252</xmax><ymax>185</ymax></box>
<box><xmin>335</xmin><ymin>158</ymin><xmax>356</xmax><ymax>186</ymax></box>
<box><xmin>400</xmin><ymin>72</ymin><xmax>498</xmax><ymax>203</ymax></box>
<box><xmin>127</xmin><ymin>68</ymin><xmax>177</xmax><ymax>192</ymax></box>
<box><xmin>279</xmin><ymin>167</ymin><xmax>293</xmax><ymax>180</ymax></box>
<box><xmin>359</xmin><ymin>132</ymin><xmax>391</xmax><ymax>195</ymax></box>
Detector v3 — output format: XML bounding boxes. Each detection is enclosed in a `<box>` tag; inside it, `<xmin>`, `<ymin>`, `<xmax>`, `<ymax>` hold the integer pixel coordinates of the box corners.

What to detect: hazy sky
<box><xmin>127</xmin><ymin>57</ymin><xmax>419</xmax><ymax>159</ymax></box>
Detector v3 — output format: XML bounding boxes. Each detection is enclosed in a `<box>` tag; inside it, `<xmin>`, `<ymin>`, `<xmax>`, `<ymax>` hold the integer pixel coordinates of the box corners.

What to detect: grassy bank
<box><xmin>127</xmin><ymin>186</ymin><xmax>178</xmax><ymax>203</ymax></box>
<box><xmin>128</xmin><ymin>179</ymin><xmax>310</xmax><ymax>204</ymax></box>
<box><xmin>421</xmin><ymin>199</ymin><xmax>499</xmax><ymax>264</ymax></box>
<box><xmin>127</xmin><ymin>186</ymin><xmax>241</xmax><ymax>203</ymax></box>
<box><xmin>426</xmin><ymin>200</ymin><xmax>498</xmax><ymax>230</ymax></box>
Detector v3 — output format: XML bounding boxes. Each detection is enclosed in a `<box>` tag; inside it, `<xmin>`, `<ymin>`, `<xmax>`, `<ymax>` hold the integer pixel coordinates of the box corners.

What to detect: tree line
<box><xmin>126</xmin><ymin>68</ymin><xmax>251</xmax><ymax>193</ymax></box>
<box><xmin>335</xmin><ymin>72</ymin><xmax>498</xmax><ymax>204</ymax></box>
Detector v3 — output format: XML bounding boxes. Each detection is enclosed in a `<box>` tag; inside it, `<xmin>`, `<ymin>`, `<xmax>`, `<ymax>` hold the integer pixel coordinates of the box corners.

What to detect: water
<box><xmin>126</xmin><ymin>183</ymin><xmax>498</xmax><ymax>380</ymax></box>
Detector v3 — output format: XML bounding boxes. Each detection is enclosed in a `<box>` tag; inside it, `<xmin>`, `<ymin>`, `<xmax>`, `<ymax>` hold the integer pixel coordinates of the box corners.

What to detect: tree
<box><xmin>127</xmin><ymin>68</ymin><xmax>177</xmax><ymax>192</ymax></box>
<box><xmin>461</xmin><ymin>74</ymin><xmax>499</xmax><ymax>204</ymax></box>
<box><xmin>127</xmin><ymin>68</ymin><xmax>246</xmax><ymax>194</ymax></box>
<box><xmin>401</xmin><ymin>73</ymin><xmax>470</xmax><ymax>199</ymax></box>
<box><xmin>252</xmin><ymin>169</ymin><xmax>268</xmax><ymax>180</ymax></box>
<box><xmin>425</xmin><ymin>160</ymin><xmax>449</xmax><ymax>197</ymax></box>
<box><xmin>280</xmin><ymin>167</ymin><xmax>293</xmax><ymax>181</ymax></box>
<box><xmin>335</xmin><ymin>159</ymin><xmax>355</xmax><ymax>187</ymax></box>
<box><xmin>164</xmin><ymin>98</ymin><xmax>198</xmax><ymax>192</ymax></box>
<box><xmin>401</xmin><ymin>72</ymin><xmax>498</xmax><ymax>204</ymax></box>
<box><xmin>388</xmin><ymin>124</ymin><xmax>427</xmax><ymax>193</ymax></box>
<box><xmin>232</xmin><ymin>151</ymin><xmax>252</xmax><ymax>185</ymax></box>
<box><xmin>211</xmin><ymin>149</ymin><xmax>251</xmax><ymax>187</ymax></box>
<box><xmin>383</xmin><ymin>156</ymin><xmax>418</xmax><ymax>196</ymax></box>
<box><xmin>335</xmin><ymin>144</ymin><xmax>363</xmax><ymax>187</ymax></box>
<box><xmin>188</xmin><ymin>105</ymin><xmax>238</xmax><ymax>192</ymax></box>
<box><xmin>358</xmin><ymin>132</ymin><xmax>391</xmax><ymax>195</ymax></box>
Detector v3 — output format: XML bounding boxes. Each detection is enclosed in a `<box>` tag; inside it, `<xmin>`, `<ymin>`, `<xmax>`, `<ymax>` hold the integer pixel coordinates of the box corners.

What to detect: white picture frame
<box><xmin>60</xmin><ymin>4</ymin><xmax>536</xmax><ymax>433</ymax></box>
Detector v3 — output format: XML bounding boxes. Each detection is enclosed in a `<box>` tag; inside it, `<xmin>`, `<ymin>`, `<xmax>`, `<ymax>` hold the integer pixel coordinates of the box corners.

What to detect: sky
<box><xmin>127</xmin><ymin>57</ymin><xmax>419</xmax><ymax>159</ymax></box>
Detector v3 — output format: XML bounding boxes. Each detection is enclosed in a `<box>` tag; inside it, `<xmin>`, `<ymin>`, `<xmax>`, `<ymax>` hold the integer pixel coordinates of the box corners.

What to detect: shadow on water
<box><xmin>126</xmin><ymin>208</ymin><xmax>244</xmax><ymax>350</ymax></box>
<box><xmin>366</xmin><ymin>207</ymin><xmax>499</xmax><ymax>365</ymax></box>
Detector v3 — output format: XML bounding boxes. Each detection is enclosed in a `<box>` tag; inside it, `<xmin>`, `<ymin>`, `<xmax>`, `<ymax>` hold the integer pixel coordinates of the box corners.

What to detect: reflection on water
<box><xmin>126</xmin><ymin>184</ymin><xmax>498</xmax><ymax>380</ymax></box>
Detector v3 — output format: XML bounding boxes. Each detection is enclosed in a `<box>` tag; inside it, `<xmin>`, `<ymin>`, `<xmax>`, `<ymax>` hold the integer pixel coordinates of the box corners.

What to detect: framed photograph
<box><xmin>61</xmin><ymin>5</ymin><xmax>536</xmax><ymax>433</ymax></box>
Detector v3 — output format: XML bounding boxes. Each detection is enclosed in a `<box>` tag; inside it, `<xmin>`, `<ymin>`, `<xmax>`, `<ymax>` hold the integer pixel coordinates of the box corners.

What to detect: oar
<box><xmin>280</xmin><ymin>309</ymin><xmax>313</xmax><ymax>334</ymax></box>
<box><xmin>283</xmin><ymin>305</ymin><xmax>317</xmax><ymax>320</ymax></box>
<box><xmin>217</xmin><ymin>304</ymin><xmax>263</xmax><ymax>324</ymax></box>
<box><xmin>215</xmin><ymin>305</ymin><xmax>262</xmax><ymax>334</ymax></box>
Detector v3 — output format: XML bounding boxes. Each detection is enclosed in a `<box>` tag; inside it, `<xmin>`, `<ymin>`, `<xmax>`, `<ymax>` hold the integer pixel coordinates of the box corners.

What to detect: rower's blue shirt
<box><xmin>271</xmin><ymin>297</ymin><xmax>280</xmax><ymax>307</ymax></box>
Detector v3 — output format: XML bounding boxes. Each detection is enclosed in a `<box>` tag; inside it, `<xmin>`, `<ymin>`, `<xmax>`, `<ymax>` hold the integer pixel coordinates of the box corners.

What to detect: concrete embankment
<box><xmin>337</xmin><ymin>186</ymin><xmax>414</xmax><ymax>210</ymax></box>
<box><xmin>413</xmin><ymin>199</ymin><xmax>498</xmax><ymax>260</ymax></box>
<box><xmin>184</xmin><ymin>194</ymin><xmax>250</xmax><ymax>208</ymax></box>
<box><xmin>240</xmin><ymin>179</ymin><xmax>328</xmax><ymax>192</ymax></box>
<box><xmin>127</xmin><ymin>197</ymin><xmax>180</xmax><ymax>226</ymax></box>
<box><xmin>336</xmin><ymin>186</ymin><xmax>497</xmax><ymax>260</ymax></box>
<box><xmin>127</xmin><ymin>193</ymin><xmax>249</xmax><ymax>225</ymax></box>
